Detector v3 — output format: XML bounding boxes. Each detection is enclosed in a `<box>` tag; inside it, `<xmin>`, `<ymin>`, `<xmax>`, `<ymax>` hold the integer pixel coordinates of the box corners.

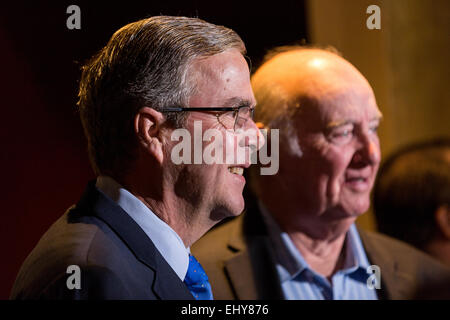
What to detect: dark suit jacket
<box><xmin>192</xmin><ymin>195</ymin><xmax>450</xmax><ymax>300</ymax></box>
<box><xmin>10</xmin><ymin>181</ymin><xmax>194</xmax><ymax>300</ymax></box>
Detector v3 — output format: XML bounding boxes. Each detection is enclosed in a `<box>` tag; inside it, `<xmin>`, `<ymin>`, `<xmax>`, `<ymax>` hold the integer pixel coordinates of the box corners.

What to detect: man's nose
<box><xmin>354</xmin><ymin>134</ymin><xmax>380</xmax><ymax>166</ymax></box>
<box><xmin>240</xmin><ymin>119</ymin><xmax>266</xmax><ymax>151</ymax></box>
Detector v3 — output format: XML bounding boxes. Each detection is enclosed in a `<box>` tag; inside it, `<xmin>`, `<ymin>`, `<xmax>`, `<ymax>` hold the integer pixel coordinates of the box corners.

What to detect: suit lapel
<box><xmin>224</xmin><ymin>206</ymin><xmax>284</xmax><ymax>299</ymax></box>
<box><xmin>224</xmin><ymin>250</ymin><xmax>259</xmax><ymax>299</ymax></box>
<box><xmin>76</xmin><ymin>181</ymin><xmax>194</xmax><ymax>300</ymax></box>
<box><xmin>358</xmin><ymin>229</ymin><xmax>414</xmax><ymax>299</ymax></box>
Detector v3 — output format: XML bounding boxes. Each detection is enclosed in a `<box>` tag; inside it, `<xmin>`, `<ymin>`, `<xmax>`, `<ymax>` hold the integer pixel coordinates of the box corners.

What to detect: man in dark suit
<box><xmin>192</xmin><ymin>47</ymin><xmax>450</xmax><ymax>299</ymax></box>
<box><xmin>11</xmin><ymin>16</ymin><xmax>262</xmax><ymax>299</ymax></box>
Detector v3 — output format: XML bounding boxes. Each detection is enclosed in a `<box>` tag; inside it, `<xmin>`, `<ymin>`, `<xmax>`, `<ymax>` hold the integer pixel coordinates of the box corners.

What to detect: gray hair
<box><xmin>78</xmin><ymin>16</ymin><xmax>246</xmax><ymax>176</ymax></box>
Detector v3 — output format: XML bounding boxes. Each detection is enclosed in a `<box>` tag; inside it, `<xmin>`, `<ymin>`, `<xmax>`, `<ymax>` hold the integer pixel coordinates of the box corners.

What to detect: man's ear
<box><xmin>435</xmin><ymin>205</ymin><xmax>450</xmax><ymax>240</ymax></box>
<box><xmin>134</xmin><ymin>107</ymin><xmax>166</xmax><ymax>165</ymax></box>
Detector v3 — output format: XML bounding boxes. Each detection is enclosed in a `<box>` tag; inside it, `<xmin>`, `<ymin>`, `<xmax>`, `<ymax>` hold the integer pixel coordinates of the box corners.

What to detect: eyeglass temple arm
<box><xmin>163</xmin><ymin>107</ymin><xmax>243</xmax><ymax>112</ymax></box>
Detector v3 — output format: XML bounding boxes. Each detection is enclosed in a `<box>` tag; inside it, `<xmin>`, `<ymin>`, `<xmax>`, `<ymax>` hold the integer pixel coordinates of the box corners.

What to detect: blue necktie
<box><xmin>184</xmin><ymin>255</ymin><xmax>214</xmax><ymax>300</ymax></box>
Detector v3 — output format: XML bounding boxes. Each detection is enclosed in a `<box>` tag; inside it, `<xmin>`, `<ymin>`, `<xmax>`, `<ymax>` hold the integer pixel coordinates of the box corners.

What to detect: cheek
<box><xmin>304</xmin><ymin>138</ymin><xmax>352</xmax><ymax>177</ymax></box>
<box><xmin>191</xmin><ymin>165</ymin><xmax>227</xmax><ymax>202</ymax></box>
<box><xmin>322</xmin><ymin>148</ymin><xmax>354</xmax><ymax>195</ymax></box>
<box><xmin>223</xmin><ymin>130</ymin><xmax>239</xmax><ymax>162</ymax></box>
<box><xmin>323</xmin><ymin>148</ymin><xmax>353</xmax><ymax>179</ymax></box>
<box><xmin>203</xmin><ymin>129</ymin><xmax>236</xmax><ymax>164</ymax></box>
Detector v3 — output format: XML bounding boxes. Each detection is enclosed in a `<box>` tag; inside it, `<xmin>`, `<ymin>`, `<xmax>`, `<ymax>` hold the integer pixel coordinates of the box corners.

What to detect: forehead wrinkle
<box><xmin>188</xmin><ymin>50</ymin><xmax>254</xmax><ymax>108</ymax></box>
<box><xmin>326</xmin><ymin>113</ymin><xmax>383</xmax><ymax>130</ymax></box>
<box><xmin>194</xmin><ymin>58</ymin><xmax>223</xmax><ymax>85</ymax></box>
<box><xmin>320</xmin><ymin>83</ymin><xmax>378</xmax><ymax>109</ymax></box>
<box><xmin>189</xmin><ymin>51</ymin><xmax>240</xmax><ymax>90</ymax></box>
<box><xmin>326</xmin><ymin>120</ymin><xmax>354</xmax><ymax>130</ymax></box>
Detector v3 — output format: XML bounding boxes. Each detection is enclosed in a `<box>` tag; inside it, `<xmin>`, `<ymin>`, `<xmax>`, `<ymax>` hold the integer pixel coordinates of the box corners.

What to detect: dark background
<box><xmin>0</xmin><ymin>1</ymin><xmax>308</xmax><ymax>299</ymax></box>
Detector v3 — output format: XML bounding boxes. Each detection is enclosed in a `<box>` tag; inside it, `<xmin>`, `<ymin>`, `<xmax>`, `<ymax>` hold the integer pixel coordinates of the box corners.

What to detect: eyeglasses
<box><xmin>163</xmin><ymin>105</ymin><xmax>255</xmax><ymax>131</ymax></box>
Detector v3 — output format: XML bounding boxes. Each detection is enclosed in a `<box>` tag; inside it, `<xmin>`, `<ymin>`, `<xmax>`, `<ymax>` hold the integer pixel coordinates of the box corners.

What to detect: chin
<box><xmin>347</xmin><ymin>199</ymin><xmax>371</xmax><ymax>216</ymax></box>
<box><xmin>210</xmin><ymin>197</ymin><xmax>245</xmax><ymax>221</ymax></box>
<box><xmin>331</xmin><ymin>201</ymin><xmax>369</xmax><ymax>221</ymax></box>
<box><xmin>227</xmin><ymin>187</ymin><xmax>246</xmax><ymax>213</ymax></box>
<box><xmin>228</xmin><ymin>197</ymin><xmax>245</xmax><ymax>217</ymax></box>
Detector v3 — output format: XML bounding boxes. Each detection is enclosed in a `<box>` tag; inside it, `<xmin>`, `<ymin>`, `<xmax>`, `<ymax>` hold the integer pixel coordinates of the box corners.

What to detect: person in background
<box><xmin>193</xmin><ymin>46</ymin><xmax>450</xmax><ymax>300</ymax></box>
<box><xmin>374</xmin><ymin>138</ymin><xmax>450</xmax><ymax>267</ymax></box>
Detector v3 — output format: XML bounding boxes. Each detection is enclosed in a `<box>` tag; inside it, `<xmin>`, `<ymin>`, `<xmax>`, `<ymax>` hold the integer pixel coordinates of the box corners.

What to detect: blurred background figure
<box><xmin>374</xmin><ymin>138</ymin><xmax>450</xmax><ymax>267</ymax></box>
<box><xmin>193</xmin><ymin>47</ymin><xmax>450</xmax><ymax>300</ymax></box>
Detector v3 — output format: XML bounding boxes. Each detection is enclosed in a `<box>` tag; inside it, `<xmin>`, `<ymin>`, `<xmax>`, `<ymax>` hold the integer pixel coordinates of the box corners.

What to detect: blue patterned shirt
<box><xmin>260</xmin><ymin>203</ymin><xmax>378</xmax><ymax>300</ymax></box>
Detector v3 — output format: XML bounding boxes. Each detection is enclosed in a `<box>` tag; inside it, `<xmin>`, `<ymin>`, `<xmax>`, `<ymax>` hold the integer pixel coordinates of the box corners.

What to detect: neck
<box><xmin>288</xmin><ymin>228</ymin><xmax>348</xmax><ymax>279</ymax></box>
<box><xmin>261</xmin><ymin>188</ymin><xmax>354</xmax><ymax>278</ymax></box>
<box><xmin>119</xmin><ymin>174</ymin><xmax>213</xmax><ymax>248</ymax></box>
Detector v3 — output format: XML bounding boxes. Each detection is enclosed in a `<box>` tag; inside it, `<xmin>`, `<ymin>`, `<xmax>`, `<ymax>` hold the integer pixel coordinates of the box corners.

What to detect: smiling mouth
<box><xmin>345</xmin><ymin>176</ymin><xmax>371</xmax><ymax>192</ymax></box>
<box><xmin>346</xmin><ymin>177</ymin><xmax>367</xmax><ymax>182</ymax></box>
<box><xmin>228</xmin><ymin>167</ymin><xmax>244</xmax><ymax>176</ymax></box>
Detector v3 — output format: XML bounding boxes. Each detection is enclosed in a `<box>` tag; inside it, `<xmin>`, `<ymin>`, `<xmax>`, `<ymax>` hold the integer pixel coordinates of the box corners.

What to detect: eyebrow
<box><xmin>222</xmin><ymin>97</ymin><xmax>255</xmax><ymax>108</ymax></box>
<box><xmin>326</xmin><ymin>116</ymin><xmax>383</xmax><ymax>130</ymax></box>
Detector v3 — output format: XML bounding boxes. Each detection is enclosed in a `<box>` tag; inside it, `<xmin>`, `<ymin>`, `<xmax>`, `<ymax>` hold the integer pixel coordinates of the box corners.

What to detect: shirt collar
<box><xmin>259</xmin><ymin>201</ymin><xmax>370</xmax><ymax>282</ymax></box>
<box><xmin>346</xmin><ymin>224</ymin><xmax>371</xmax><ymax>270</ymax></box>
<box><xmin>95</xmin><ymin>176</ymin><xmax>190</xmax><ymax>281</ymax></box>
<box><xmin>259</xmin><ymin>201</ymin><xmax>307</xmax><ymax>281</ymax></box>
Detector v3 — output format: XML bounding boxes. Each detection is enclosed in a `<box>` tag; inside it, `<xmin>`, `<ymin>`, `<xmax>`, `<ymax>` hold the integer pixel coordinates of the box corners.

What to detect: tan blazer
<box><xmin>193</xmin><ymin>202</ymin><xmax>450</xmax><ymax>300</ymax></box>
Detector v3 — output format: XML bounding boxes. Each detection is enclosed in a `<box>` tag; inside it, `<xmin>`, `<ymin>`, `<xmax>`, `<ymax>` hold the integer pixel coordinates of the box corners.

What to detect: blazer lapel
<box><xmin>224</xmin><ymin>250</ymin><xmax>259</xmax><ymax>299</ymax></box>
<box><xmin>76</xmin><ymin>181</ymin><xmax>194</xmax><ymax>300</ymax></box>
<box><xmin>358</xmin><ymin>229</ymin><xmax>415</xmax><ymax>299</ymax></box>
<box><xmin>224</xmin><ymin>206</ymin><xmax>284</xmax><ymax>300</ymax></box>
